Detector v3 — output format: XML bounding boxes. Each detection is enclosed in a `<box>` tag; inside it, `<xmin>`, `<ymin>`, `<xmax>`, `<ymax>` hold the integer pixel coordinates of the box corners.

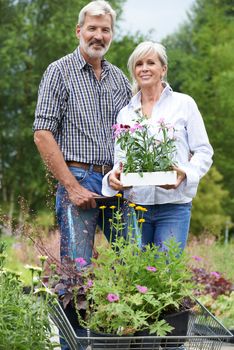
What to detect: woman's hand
<box><xmin>109</xmin><ymin>168</ymin><xmax>123</xmax><ymax>191</ymax></box>
<box><xmin>160</xmin><ymin>166</ymin><xmax>186</xmax><ymax>190</ymax></box>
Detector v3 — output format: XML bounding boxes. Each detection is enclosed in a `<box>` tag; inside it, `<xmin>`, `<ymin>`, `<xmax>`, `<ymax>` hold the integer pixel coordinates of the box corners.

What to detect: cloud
<box><xmin>121</xmin><ymin>0</ymin><xmax>194</xmax><ymax>40</ymax></box>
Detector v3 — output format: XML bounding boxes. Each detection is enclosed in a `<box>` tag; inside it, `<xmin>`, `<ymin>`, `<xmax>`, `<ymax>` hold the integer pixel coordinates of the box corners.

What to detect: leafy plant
<box><xmin>190</xmin><ymin>167</ymin><xmax>231</xmax><ymax>236</ymax></box>
<box><xmin>189</xmin><ymin>251</ymin><xmax>234</xmax><ymax>329</ymax></box>
<box><xmin>198</xmin><ymin>292</ymin><xmax>234</xmax><ymax>329</ymax></box>
<box><xmin>191</xmin><ymin>267</ymin><xmax>232</xmax><ymax>299</ymax></box>
<box><xmin>55</xmin><ymin>203</ymin><xmax>195</xmax><ymax>337</ymax></box>
<box><xmin>0</xmin><ymin>243</ymin><xmax>58</xmax><ymax>350</ymax></box>
<box><xmin>112</xmin><ymin>113</ymin><xmax>176</xmax><ymax>174</ymax></box>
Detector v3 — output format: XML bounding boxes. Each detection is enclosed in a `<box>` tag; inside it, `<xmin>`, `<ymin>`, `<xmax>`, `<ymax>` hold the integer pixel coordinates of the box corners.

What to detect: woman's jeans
<box><xmin>56</xmin><ymin>166</ymin><xmax>121</xmax><ymax>267</ymax></box>
<box><xmin>140</xmin><ymin>202</ymin><xmax>192</xmax><ymax>250</ymax></box>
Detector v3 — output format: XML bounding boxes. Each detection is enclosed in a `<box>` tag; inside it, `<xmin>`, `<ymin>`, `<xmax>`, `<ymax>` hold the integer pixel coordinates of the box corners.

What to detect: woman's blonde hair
<box><xmin>128</xmin><ymin>41</ymin><xmax>168</xmax><ymax>94</ymax></box>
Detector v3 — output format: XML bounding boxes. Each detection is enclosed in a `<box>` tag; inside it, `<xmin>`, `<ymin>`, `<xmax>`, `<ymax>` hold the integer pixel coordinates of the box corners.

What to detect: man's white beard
<box><xmin>80</xmin><ymin>36</ymin><xmax>111</xmax><ymax>59</ymax></box>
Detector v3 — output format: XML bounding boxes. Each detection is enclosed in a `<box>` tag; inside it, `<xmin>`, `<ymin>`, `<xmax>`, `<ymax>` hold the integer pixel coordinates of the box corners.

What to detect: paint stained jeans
<box><xmin>56</xmin><ymin>166</ymin><xmax>122</xmax><ymax>350</ymax></box>
<box><xmin>56</xmin><ymin>166</ymin><xmax>120</xmax><ymax>267</ymax></box>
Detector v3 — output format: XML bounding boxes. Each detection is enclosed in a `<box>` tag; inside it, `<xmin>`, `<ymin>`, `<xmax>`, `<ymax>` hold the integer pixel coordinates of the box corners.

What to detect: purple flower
<box><xmin>210</xmin><ymin>271</ymin><xmax>220</xmax><ymax>278</ymax></box>
<box><xmin>87</xmin><ymin>279</ymin><xmax>93</xmax><ymax>288</ymax></box>
<box><xmin>107</xmin><ymin>293</ymin><xmax>119</xmax><ymax>302</ymax></box>
<box><xmin>146</xmin><ymin>266</ymin><xmax>157</xmax><ymax>272</ymax></box>
<box><xmin>192</xmin><ymin>255</ymin><xmax>203</xmax><ymax>262</ymax></box>
<box><xmin>136</xmin><ymin>285</ymin><xmax>148</xmax><ymax>294</ymax></box>
<box><xmin>75</xmin><ymin>257</ymin><xmax>87</xmax><ymax>266</ymax></box>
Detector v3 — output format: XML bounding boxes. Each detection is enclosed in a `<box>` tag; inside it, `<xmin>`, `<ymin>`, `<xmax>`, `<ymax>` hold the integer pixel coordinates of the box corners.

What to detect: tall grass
<box><xmin>0</xmin><ymin>235</ymin><xmax>36</xmax><ymax>284</ymax></box>
<box><xmin>2</xmin><ymin>231</ymin><xmax>234</xmax><ymax>284</ymax></box>
<box><xmin>187</xmin><ymin>235</ymin><xmax>234</xmax><ymax>282</ymax></box>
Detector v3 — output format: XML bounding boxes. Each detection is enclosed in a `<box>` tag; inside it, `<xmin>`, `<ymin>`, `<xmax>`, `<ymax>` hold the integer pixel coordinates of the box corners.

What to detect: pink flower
<box><xmin>146</xmin><ymin>266</ymin><xmax>157</xmax><ymax>272</ymax></box>
<box><xmin>192</xmin><ymin>255</ymin><xmax>203</xmax><ymax>262</ymax></box>
<box><xmin>136</xmin><ymin>285</ymin><xmax>148</xmax><ymax>294</ymax></box>
<box><xmin>158</xmin><ymin>117</ymin><xmax>165</xmax><ymax>124</ymax></box>
<box><xmin>112</xmin><ymin>125</ymin><xmax>122</xmax><ymax>137</ymax></box>
<box><xmin>87</xmin><ymin>279</ymin><xmax>93</xmax><ymax>288</ymax></box>
<box><xmin>210</xmin><ymin>271</ymin><xmax>220</xmax><ymax>278</ymax></box>
<box><xmin>75</xmin><ymin>257</ymin><xmax>87</xmax><ymax>266</ymax></box>
<box><xmin>107</xmin><ymin>293</ymin><xmax>119</xmax><ymax>302</ymax></box>
<box><xmin>130</xmin><ymin>123</ymin><xmax>143</xmax><ymax>133</ymax></box>
<box><xmin>112</xmin><ymin>123</ymin><xmax>130</xmax><ymax>138</ymax></box>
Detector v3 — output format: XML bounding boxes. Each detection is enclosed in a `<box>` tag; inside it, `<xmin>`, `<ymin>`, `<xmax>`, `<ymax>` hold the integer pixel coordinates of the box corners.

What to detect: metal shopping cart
<box><xmin>49</xmin><ymin>299</ymin><xmax>233</xmax><ymax>350</ymax></box>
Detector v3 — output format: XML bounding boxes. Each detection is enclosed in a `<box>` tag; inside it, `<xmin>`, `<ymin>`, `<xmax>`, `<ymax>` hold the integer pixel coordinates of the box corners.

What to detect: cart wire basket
<box><xmin>49</xmin><ymin>299</ymin><xmax>233</xmax><ymax>350</ymax></box>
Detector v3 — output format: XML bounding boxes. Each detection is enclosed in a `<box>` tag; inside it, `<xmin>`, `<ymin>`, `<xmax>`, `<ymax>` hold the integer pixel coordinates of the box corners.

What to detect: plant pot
<box><xmin>131</xmin><ymin>329</ymin><xmax>161</xmax><ymax>349</ymax></box>
<box><xmin>90</xmin><ymin>329</ymin><xmax>131</xmax><ymax>349</ymax></box>
<box><xmin>160</xmin><ymin>309</ymin><xmax>190</xmax><ymax>348</ymax></box>
<box><xmin>120</xmin><ymin>171</ymin><xmax>177</xmax><ymax>187</ymax></box>
<box><xmin>57</xmin><ymin>301</ymin><xmax>88</xmax><ymax>349</ymax></box>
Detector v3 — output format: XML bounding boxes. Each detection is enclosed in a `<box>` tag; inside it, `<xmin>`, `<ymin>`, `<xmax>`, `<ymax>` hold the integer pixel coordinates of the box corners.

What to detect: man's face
<box><xmin>76</xmin><ymin>14</ymin><xmax>113</xmax><ymax>60</ymax></box>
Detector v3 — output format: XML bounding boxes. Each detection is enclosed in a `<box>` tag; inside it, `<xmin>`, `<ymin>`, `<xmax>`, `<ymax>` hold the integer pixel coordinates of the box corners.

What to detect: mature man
<box><xmin>33</xmin><ymin>0</ymin><xmax>131</xmax><ymax>269</ymax></box>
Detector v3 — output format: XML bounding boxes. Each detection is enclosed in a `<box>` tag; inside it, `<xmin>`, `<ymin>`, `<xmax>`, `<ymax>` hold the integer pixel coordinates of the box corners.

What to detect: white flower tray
<box><xmin>120</xmin><ymin>170</ymin><xmax>177</xmax><ymax>187</ymax></box>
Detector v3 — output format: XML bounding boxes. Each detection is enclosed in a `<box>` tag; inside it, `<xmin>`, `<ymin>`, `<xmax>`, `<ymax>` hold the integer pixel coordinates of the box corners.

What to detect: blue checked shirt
<box><xmin>34</xmin><ymin>47</ymin><xmax>132</xmax><ymax>166</ymax></box>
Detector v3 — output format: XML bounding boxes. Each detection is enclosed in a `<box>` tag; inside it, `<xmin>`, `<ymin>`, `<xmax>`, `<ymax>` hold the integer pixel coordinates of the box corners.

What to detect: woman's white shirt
<box><xmin>102</xmin><ymin>84</ymin><xmax>213</xmax><ymax>205</ymax></box>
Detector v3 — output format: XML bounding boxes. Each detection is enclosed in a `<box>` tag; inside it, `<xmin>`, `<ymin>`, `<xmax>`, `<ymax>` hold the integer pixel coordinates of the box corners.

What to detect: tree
<box><xmin>164</xmin><ymin>0</ymin><xmax>234</xmax><ymax>221</ymax></box>
<box><xmin>0</xmin><ymin>0</ymin><xmax>141</xmax><ymax>223</ymax></box>
<box><xmin>190</xmin><ymin>167</ymin><xmax>230</xmax><ymax>236</ymax></box>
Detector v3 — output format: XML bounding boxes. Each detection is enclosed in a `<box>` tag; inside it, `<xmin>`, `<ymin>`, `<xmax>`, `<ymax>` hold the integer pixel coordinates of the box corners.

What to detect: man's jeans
<box><xmin>56</xmin><ymin>166</ymin><xmax>123</xmax><ymax>350</ymax></box>
<box><xmin>56</xmin><ymin>165</ymin><xmax>121</xmax><ymax>266</ymax></box>
<box><xmin>140</xmin><ymin>202</ymin><xmax>192</xmax><ymax>250</ymax></box>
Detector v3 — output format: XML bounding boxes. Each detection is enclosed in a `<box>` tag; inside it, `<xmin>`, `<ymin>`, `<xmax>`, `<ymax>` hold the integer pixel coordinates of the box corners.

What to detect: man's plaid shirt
<box><xmin>34</xmin><ymin>47</ymin><xmax>132</xmax><ymax>166</ymax></box>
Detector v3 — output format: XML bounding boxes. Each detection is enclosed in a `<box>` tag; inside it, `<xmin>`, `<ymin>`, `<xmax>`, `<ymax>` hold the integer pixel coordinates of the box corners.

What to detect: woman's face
<box><xmin>134</xmin><ymin>52</ymin><xmax>167</xmax><ymax>89</ymax></box>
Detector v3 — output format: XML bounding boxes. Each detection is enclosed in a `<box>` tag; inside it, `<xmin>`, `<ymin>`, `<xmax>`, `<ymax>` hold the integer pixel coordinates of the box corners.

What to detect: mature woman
<box><xmin>102</xmin><ymin>41</ymin><xmax>213</xmax><ymax>250</ymax></box>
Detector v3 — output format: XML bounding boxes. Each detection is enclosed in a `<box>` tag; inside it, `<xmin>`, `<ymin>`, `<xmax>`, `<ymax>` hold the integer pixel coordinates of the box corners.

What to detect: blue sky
<box><xmin>120</xmin><ymin>0</ymin><xmax>195</xmax><ymax>41</ymax></box>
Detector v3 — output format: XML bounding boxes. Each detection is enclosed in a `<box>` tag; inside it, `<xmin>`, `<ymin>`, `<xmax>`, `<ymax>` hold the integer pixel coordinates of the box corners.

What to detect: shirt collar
<box><xmin>129</xmin><ymin>83</ymin><xmax>173</xmax><ymax>112</ymax></box>
<box><xmin>73</xmin><ymin>46</ymin><xmax>110</xmax><ymax>72</ymax></box>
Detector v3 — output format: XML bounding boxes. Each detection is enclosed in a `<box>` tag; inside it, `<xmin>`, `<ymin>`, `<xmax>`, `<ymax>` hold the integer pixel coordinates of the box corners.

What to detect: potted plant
<box><xmin>53</xmin><ymin>202</ymin><xmax>195</xmax><ymax>346</ymax></box>
<box><xmin>112</xmin><ymin>113</ymin><xmax>177</xmax><ymax>186</ymax></box>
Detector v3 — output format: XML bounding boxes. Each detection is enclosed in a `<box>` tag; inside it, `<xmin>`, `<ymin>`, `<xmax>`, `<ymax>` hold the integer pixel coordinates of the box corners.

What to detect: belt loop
<box><xmin>101</xmin><ymin>165</ymin><xmax>105</xmax><ymax>176</ymax></box>
<box><xmin>89</xmin><ymin>164</ymin><xmax>93</xmax><ymax>174</ymax></box>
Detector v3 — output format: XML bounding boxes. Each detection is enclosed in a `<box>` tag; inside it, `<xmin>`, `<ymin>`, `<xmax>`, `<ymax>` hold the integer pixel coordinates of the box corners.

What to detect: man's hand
<box><xmin>34</xmin><ymin>130</ymin><xmax>98</xmax><ymax>209</ymax></box>
<box><xmin>109</xmin><ymin>168</ymin><xmax>123</xmax><ymax>191</ymax></box>
<box><xmin>67</xmin><ymin>182</ymin><xmax>98</xmax><ymax>209</ymax></box>
<box><xmin>160</xmin><ymin>166</ymin><xmax>186</xmax><ymax>190</ymax></box>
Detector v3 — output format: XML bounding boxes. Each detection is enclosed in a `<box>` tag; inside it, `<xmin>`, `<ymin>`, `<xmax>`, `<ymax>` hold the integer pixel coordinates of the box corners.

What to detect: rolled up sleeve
<box><xmin>33</xmin><ymin>64</ymin><xmax>67</xmax><ymax>134</ymax></box>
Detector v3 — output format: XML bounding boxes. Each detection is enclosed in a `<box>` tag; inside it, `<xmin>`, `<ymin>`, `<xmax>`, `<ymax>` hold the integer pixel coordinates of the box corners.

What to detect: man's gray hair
<box><xmin>78</xmin><ymin>1</ymin><xmax>116</xmax><ymax>30</ymax></box>
<box><xmin>128</xmin><ymin>41</ymin><xmax>168</xmax><ymax>94</ymax></box>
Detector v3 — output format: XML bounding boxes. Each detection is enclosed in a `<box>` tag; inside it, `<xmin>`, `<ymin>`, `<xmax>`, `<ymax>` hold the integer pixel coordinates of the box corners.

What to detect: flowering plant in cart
<box><xmin>71</xmin><ymin>201</ymin><xmax>195</xmax><ymax>337</ymax></box>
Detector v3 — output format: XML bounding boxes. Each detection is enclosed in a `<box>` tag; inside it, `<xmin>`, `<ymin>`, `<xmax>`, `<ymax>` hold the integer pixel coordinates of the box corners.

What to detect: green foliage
<box><xmin>0</xmin><ymin>243</ymin><xmax>57</xmax><ymax>349</ymax></box>
<box><xmin>187</xmin><ymin>238</ymin><xmax>234</xmax><ymax>282</ymax></box>
<box><xmin>0</xmin><ymin>0</ymin><xmax>138</xmax><ymax>219</ymax></box>
<box><xmin>198</xmin><ymin>292</ymin><xmax>234</xmax><ymax>329</ymax></box>
<box><xmin>190</xmin><ymin>166</ymin><xmax>230</xmax><ymax>236</ymax></box>
<box><xmin>106</xmin><ymin>33</ymin><xmax>145</xmax><ymax>77</ymax></box>
<box><xmin>113</xmin><ymin>114</ymin><xmax>176</xmax><ymax>174</ymax></box>
<box><xmin>73</xmin><ymin>208</ymin><xmax>194</xmax><ymax>336</ymax></box>
<box><xmin>0</xmin><ymin>235</ymin><xmax>36</xmax><ymax>284</ymax></box>
<box><xmin>1</xmin><ymin>0</ymin><xmax>233</xmax><ymax>237</ymax></box>
<box><xmin>164</xmin><ymin>0</ymin><xmax>234</xmax><ymax>221</ymax></box>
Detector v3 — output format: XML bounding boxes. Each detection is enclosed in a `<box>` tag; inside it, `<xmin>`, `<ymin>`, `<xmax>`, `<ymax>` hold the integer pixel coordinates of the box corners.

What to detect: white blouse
<box><xmin>102</xmin><ymin>84</ymin><xmax>213</xmax><ymax>205</ymax></box>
